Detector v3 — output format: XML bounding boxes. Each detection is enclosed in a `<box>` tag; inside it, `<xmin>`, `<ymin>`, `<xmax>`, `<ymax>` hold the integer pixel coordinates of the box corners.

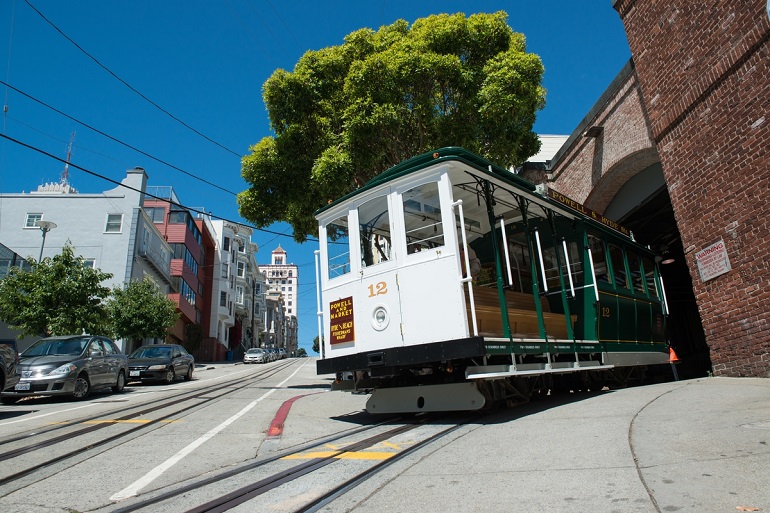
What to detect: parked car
<box><xmin>0</xmin><ymin>335</ymin><xmax>128</xmax><ymax>404</ymax></box>
<box><xmin>128</xmin><ymin>344</ymin><xmax>194</xmax><ymax>384</ymax></box>
<box><xmin>243</xmin><ymin>348</ymin><xmax>267</xmax><ymax>364</ymax></box>
<box><xmin>0</xmin><ymin>340</ymin><xmax>20</xmax><ymax>399</ymax></box>
<box><xmin>278</xmin><ymin>348</ymin><xmax>288</xmax><ymax>359</ymax></box>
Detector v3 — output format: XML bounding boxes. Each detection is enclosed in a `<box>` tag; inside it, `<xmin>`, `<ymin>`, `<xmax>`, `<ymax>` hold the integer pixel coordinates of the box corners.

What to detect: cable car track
<box><xmin>108</xmin><ymin>413</ymin><xmax>473</xmax><ymax>513</ymax></box>
<box><xmin>0</xmin><ymin>360</ymin><xmax>300</xmax><ymax>489</ymax></box>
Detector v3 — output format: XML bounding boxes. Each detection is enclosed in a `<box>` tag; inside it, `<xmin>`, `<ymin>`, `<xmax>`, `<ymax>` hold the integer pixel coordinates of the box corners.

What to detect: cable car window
<box><xmin>326</xmin><ymin>216</ymin><xmax>350</xmax><ymax>279</ymax></box>
<box><xmin>358</xmin><ymin>195</ymin><xmax>392</xmax><ymax>268</ymax></box>
<box><xmin>641</xmin><ymin>254</ymin><xmax>659</xmax><ymax>297</ymax></box>
<box><xmin>402</xmin><ymin>182</ymin><xmax>444</xmax><ymax>254</ymax></box>
<box><xmin>627</xmin><ymin>251</ymin><xmax>645</xmax><ymax>294</ymax></box>
<box><xmin>608</xmin><ymin>244</ymin><xmax>628</xmax><ymax>289</ymax></box>
<box><xmin>587</xmin><ymin>234</ymin><xmax>610</xmax><ymax>285</ymax></box>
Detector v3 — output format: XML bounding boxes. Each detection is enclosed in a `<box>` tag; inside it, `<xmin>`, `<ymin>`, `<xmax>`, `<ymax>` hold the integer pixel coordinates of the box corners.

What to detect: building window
<box><xmin>105</xmin><ymin>214</ymin><xmax>123</xmax><ymax>233</ymax></box>
<box><xmin>83</xmin><ymin>259</ymin><xmax>96</xmax><ymax>269</ymax></box>
<box><xmin>25</xmin><ymin>213</ymin><xmax>43</xmax><ymax>228</ymax></box>
<box><xmin>220</xmin><ymin>291</ymin><xmax>227</xmax><ymax>307</ymax></box>
<box><xmin>145</xmin><ymin>207</ymin><xmax>165</xmax><ymax>223</ymax></box>
<box><xmin>223</xmin><ymin>237</ymin><xmax>230</xmax><ymax>251</ymax></box>
<box><xmin>236</xmin><ymin>285</ymin><xmax>244</xmax><ymax>305</ymax></box>
<box><xmin>237</xmin><ymin>261</ymin><xmax>245</xmax><ymax>278</ymax></box>
<box><xmin>221</xmin><ymin>263</ymin><xmax>228</xmax><ymax>279</ymax></box>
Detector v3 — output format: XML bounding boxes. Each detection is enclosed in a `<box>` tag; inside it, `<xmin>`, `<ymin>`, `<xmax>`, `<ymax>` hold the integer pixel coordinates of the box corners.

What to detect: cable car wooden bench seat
<box><xmin>465</xmin><ymin>286</ymin><xmax>574</xmax><ymax>339</ymax></box>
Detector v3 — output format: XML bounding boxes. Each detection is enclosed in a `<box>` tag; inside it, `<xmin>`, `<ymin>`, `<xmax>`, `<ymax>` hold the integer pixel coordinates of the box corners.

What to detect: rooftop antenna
<box><xmin>61</xmin><ymin>131</ymin><xmax>75</xmax><ymax>185</ymax></box>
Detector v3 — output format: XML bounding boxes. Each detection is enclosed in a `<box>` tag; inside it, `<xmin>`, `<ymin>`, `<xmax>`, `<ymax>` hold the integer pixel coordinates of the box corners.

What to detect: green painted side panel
<box><xmin>618</xmin><ymin>296</ymin><xmax>637</xmax><ymax>341</ymax></box>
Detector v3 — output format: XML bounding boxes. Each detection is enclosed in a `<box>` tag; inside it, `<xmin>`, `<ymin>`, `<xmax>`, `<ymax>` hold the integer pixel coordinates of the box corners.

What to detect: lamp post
<box><xmin>36</xmin><ymin>220</ymin><xmax>57</xmax><ymax>262</ymax></box>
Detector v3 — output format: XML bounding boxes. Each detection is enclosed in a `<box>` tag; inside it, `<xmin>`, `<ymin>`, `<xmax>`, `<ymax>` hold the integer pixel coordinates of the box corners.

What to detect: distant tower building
<box><xmin>259</xmin><ymin>245</ymin><xmax>298</xmax><ymax>318</ymax></box>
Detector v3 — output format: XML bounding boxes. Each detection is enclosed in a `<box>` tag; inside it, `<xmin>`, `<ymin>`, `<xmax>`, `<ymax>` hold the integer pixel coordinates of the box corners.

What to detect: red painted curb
<box><xmin>266</xmin><ymin>392</ymin><xmax>323</xmax><ymax>438</ymax></box>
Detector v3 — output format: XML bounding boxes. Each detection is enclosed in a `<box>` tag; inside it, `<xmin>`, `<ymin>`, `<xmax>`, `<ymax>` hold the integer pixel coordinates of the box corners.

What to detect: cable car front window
<box><xmin>326</xmin><ymin>216</ymin><xmax>350</xmax><ymax>279</ymax></box>
<box><xmin>358</xmin><ymin>195</ymin><xmax>392</xmax><ymax>268</ymax></box>
<box><xmin>403</xmin><ymin>182</ymin><xmax>444</xmax><ymax>254</ymax></box>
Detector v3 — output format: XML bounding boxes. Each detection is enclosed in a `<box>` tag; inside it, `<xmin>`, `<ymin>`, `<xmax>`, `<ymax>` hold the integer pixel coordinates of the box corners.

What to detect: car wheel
<box><xmin>164</xmin><ymin>368</ymin><xmax>175</xmax><ymax>384</ymax></box>
<box><xmin>72</xmin><ymin>374</ymin><xmax>91</xmax><ymax>400</ymax></box>
<box><xmin>112</xmin><ymin>370</ymin><xmax>126</xmax><ymax>393</ymax></box>
<box><xmin>184</xmin><ymin>365</ymin><xmax>193</xmax><ymax>381</ymax></box>
<box><xmin>1</xmin><ymin>395</ymin><xmax>19</xmax><ymax>405</ymax></box>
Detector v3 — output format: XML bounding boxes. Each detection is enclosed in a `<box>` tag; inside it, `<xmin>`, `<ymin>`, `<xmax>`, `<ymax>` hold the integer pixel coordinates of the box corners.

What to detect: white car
<box><xmin>243</xmin><ymin>348</ymin><xmax>267</xmax><ymax>364</ymax></box>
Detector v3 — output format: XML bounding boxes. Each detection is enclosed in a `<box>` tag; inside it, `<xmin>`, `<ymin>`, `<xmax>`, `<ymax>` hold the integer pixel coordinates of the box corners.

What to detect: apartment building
<box><xmin>259</xmin><ymin>245</ymin><xmax>298</xmax><ymax>356</ymax></box>
<box><xmin>0</xmin><ymin>169</ymin><xmax>173</xmax><ymax>353</ymax></box>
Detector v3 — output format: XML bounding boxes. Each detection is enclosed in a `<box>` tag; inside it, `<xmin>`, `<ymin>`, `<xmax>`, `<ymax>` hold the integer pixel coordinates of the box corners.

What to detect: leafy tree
<box><xmin>312</xmin><ymin>335</ymin><xmax>321</xmax><ymax>354</ymax></box>
<box><xmin>106</xmin><ymin>278</ymin><xmax>180</xmax><ymax>346</ymax></box>
<box><xmin>0</xmin><ymin>243</ymin><xmax>112</xmax><ymax>337</ymax></box>
<box><xmin>239</xmin><ymin>11</ymin><xmax>545</xmax><ymax>241</ymax></box>
<box><xmin>297</xmin><ymin>347</ymin><xmax>308</xmax><ymax>357</ymax></box>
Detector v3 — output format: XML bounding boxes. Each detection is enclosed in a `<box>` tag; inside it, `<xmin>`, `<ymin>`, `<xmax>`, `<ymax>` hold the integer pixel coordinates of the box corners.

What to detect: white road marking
<box><xmin>0</xmin><ymin>403</ymin><xmax>96</xmax><ymax>426</ymax></box>
<box><xmin>110</xmin><ymin>359</ymin><xmax>310</xmax><ymax>501</ymax></box>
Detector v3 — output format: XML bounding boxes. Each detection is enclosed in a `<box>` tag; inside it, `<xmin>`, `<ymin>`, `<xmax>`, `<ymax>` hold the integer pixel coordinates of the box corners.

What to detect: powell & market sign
<box><xmin>545</xmin><ymin>188</ymin><xmax>631</xmax><ymax>236</ymax></box>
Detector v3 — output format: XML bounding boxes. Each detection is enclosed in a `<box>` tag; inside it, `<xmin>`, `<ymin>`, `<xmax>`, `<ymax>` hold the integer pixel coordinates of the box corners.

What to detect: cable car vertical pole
<box><xmin>453</xmin><ymin>199</ymin><xmax>478</xmax><ymax>336</ymax></box>
<box><xmin>482</xmin><ymin>174</ymin><xmax>512</xmax><ymax>338</ymax></box>
<box><xmin>314</xmin><ymin>249</ymin><xmax>325</xmax><ymax>359</ymax></box>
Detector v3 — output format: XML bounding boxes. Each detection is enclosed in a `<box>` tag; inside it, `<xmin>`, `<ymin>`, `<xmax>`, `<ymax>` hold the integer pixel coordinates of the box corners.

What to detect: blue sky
<box><xmin>0</xmin><ymin>1</ymin><xmax>631</xmax><ymax>355</ymax></box>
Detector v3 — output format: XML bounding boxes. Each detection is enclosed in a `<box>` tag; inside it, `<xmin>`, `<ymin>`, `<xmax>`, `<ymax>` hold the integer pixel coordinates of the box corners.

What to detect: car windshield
<box><xmin>130</xmin><ymin>346</ymin><xmax>172</xmax><ymax>359</ymax></box>
<box><xmin>247</xmin><ymin>349</ymin><xmax>263</xmax><ymax>354</ymax></box>
<box><xmin>22</xmin><ymin>338</ymin><xmax>88</xmax><ymax>357</ymax></box>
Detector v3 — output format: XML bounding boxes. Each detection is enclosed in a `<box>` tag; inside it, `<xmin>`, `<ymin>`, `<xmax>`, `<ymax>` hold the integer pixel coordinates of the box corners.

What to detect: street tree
<box><xmin>239</xmin><ymin>11</ymin><xmax>545</xmax><ymax>241</ymax></box>
<box><xmin>0</xmin><ymin>243</ymin><xmax>112</xmax><ymax>337</ymax></box>
<box><xmin>106</xmin><ymin>278</ymin><xmax>180</xmax><ymax>346</ymax></box>
<box><xmin>312</xmin><ymin>335</ymin><xmax>321</xmax><ymax>354</ymax></box>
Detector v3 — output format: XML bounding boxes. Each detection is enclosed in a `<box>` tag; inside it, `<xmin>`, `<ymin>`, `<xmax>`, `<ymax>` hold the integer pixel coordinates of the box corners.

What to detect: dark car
<box><xmin>128</xmin><ymin>344</ymin><xmax>194</xmax><ymax>384</ymax></box>
<box><xmin>0</xmin><ymin>340</ymin><xmax>20</xmax><ymax>399</ymax></box>
<box><xmin>0</xmin><ymin>335</ymin><xmax>128</xmax><ymax>404</ymax></box>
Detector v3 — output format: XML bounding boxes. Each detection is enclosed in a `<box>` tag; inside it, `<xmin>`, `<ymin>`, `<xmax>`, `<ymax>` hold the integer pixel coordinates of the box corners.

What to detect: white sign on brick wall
<box><xmin>695</xmin><ymin>238</ymin><xmax>731</xmax><ymax>282</ymax></box>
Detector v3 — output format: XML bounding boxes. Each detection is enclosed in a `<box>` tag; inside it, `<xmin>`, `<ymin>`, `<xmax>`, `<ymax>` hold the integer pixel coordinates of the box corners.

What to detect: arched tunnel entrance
<box><xmin>607</xmin><ymin>166</ymin><xmax>712</xmax><ymax>378</ymax></box>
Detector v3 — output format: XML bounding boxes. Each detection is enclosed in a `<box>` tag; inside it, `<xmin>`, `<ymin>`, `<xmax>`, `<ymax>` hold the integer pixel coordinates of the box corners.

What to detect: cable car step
<box><xmin>466</xmin><ymin>362</ymin><xmax>614</xmax><ymax>379</ymax></box>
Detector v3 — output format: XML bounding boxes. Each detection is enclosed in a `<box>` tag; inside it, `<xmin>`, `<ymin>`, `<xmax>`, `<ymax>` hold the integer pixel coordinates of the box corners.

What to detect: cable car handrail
<box><xmin>533</xmin><ymin>228</ymin><xmax>549</xmax><ymax>293</ymax></box>
<box><xmin>586</xmin><ymin>245</ymin><xmax>601</xmax><ymax>302</ymax></box>
<box><xmin>500</xmin><ymin>217</ymin><xmax>514</xmax><ymax>287</ymax></box>
<box><xmin>452</xmin><ymin>199</ymin><xmax>478</xmax><ymax>336</ymax></box>
<box><xmin>562</xmin><ymin>238</ymin><xmax>576</xmax><ymax>298</ymax></box>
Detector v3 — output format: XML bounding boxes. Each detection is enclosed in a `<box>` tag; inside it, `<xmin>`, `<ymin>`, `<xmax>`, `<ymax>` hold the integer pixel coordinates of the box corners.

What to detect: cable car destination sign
<box><xmin>542</xmin><ymin>187</ymin><xmax>631</xmax><ymax>236</ymax></box>
<box><xmin>329</xmin><ymin>296</ymin><xmax>355</xmax><ymax>345</ymax></box>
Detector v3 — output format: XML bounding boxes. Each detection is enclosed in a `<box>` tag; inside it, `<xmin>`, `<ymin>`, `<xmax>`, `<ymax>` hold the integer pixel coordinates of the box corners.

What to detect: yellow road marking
<box><xmin>283</xmin><ymin>450</ymin><xmax>395</xmax><ymax>461</ymax></box>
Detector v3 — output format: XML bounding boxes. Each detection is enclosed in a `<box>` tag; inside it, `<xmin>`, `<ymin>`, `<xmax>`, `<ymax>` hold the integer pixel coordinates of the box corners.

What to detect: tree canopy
<box><xmin>106</xmin><ymin>278</ymin><xmax>180</xmax><ymax>344</ymax></box>
<box><xmin>0</xmin><ymin>243</ymin><xmax>113</xmax><ymax>337</ymax></box>
<box><xmin>239</xmin><ymin>11</ymin><xmax>545</xmax><ymax>241</ymax></box>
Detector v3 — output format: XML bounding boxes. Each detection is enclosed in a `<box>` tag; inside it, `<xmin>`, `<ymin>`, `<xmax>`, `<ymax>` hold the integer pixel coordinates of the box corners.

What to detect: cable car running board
<box><xmin>466</xmin><ymin>363</ymin><xmax>615</xmax><ymax>380</ymax></box>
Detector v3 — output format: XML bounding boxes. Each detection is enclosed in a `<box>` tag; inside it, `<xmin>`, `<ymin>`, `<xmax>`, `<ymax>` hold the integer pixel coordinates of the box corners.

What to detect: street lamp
<box><xmin>36</xmin><ymin>220</ymin><xmax>57</xmax><ymax>261</ymax></box>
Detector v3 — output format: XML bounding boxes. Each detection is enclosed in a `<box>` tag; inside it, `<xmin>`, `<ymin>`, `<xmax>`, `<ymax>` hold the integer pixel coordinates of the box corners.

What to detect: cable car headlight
<box><xmin>371</xmin><ymin>305</ymin><xmax>390</xmax><ymax>331</ymax></box>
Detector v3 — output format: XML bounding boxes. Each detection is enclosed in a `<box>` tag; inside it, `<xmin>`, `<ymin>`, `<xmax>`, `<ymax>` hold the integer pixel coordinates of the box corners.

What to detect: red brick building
<box><xmin>528</xmin><ymin>1</ymin><xmax>770</xmax><ymax>377</ymax></box>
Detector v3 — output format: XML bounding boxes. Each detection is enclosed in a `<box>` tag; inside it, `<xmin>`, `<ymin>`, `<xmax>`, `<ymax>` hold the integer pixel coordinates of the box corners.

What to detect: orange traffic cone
<box><xmin>669</xmin><ymin>347</ymin><xmax>680</xmax><ymax>363</ymax></box>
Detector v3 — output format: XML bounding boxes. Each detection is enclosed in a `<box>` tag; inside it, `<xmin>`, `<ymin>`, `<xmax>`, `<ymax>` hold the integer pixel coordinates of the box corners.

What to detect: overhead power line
<box><xmin>24</xmin><ymin>0</ymin><xmax>242</xmax><ymax>158</ymax></box>
<box><xmin>0</xmin><ymin>132</ymin><xmax>316</xmax><ymax>241</ymax></box>
<box><xmin>0</xmin><ymin>79</ymin><xmax>240</xmax><ymax>196</ymax></box>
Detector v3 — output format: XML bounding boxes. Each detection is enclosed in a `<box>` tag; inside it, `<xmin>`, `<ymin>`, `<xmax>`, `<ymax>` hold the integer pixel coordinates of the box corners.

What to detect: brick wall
<box><xmin>542</xmin><ymin>62</ymin><xmax>658</xmax><ymax>213</ymax></box>
<box><xmin>614</xmin><ymin>0</ymin><xmax>770</xmax><ymax>377</ymax></box>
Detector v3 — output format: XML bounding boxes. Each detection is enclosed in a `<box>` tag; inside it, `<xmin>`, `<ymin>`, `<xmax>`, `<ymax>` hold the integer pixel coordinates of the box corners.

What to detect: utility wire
<box><xmin>0</xmin><ymin>132</ymin><xmax>318</xmax><ymax>241</ymax></box>
<box><xmin>24</xmin><ymin>0</ymin><xmax>241</xmax><ymax>158</ymax></box>
<box><xmin>0</xmin><ymin>79</ymin><xmax>240</xmax><ymax>196</ymax></box>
